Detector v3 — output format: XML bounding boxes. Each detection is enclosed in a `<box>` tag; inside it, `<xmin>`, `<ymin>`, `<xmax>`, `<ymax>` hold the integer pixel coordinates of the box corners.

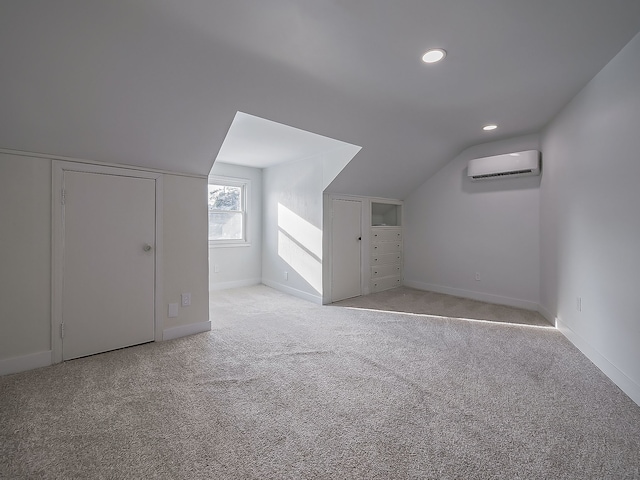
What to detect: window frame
<box><xmin>208</xmin><ymin>175</ymin><xmax>250</xmax><ymax>247</ymax></box>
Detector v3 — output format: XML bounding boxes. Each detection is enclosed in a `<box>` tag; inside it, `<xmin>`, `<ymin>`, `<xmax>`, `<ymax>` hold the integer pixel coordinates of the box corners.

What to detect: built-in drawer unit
<box><xmin>371</xmin><ymin>229</ymin><xmax>402</xmax><ymax>242</ymax></box>
<box><xmin>371</xmin><ymin>252</ymin><xmax>403</xmax><ymax>266</ymax></box>
<box><xmin>371</xmin><ymin>264</ymin><xmax>402</xmax><ymax>279</ymax></box>
<box><xmin>371</xmin><ymin>242</ymin><xmax>402</xmax><ymax>255</ymax></box>
<box><xmin>371</xmin><ymin>275</ymin><xmax>402</xmax><ymax>293</ymax></box>
<box><xmin>369</xmin><ymin>226</ymin><xmax>403</xmax><ymax>293</ymax></box>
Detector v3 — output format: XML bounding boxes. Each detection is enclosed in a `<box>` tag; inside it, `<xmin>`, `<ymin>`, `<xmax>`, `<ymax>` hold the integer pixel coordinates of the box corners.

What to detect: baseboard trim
<box><xmin>163</xmin><ymin>321</ymin><xmax>211</xmax><ymax>341</ymax></box>
<box><xmin>0</xmin><ymin>350</ymin><xmax>52</xmax><ymax>376</ymax></box>
<box><xmin>209</xmin><ymin>278</ymin><xmax>262</xmax><ymax>291</ymax></box>
<box><xmin>556</xmin><ymin>318</ymin><xmax>640</xmax><ymax>407</ymax></box>
<box><xmin>404</xmin><ymin>280</ymin><xmax>539</xmax><ymax>311</ymax></box>
<box><xmin>262</xmin><ymin>279</ymin><xmax>322</xmax><ymax>305</ymax></box>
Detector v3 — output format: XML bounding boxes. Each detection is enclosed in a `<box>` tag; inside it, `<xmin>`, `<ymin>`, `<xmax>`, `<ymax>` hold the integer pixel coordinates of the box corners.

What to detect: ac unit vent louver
<box><xmin>467</xmin><ymin>150</ymin><xmax>540</xmax><ymax>181</ymax></box>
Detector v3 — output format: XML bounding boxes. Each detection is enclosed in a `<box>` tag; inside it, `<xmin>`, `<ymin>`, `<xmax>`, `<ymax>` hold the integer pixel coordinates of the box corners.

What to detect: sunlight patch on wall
<box><xmin>278</xmin><ymin>203</ymin><xmax>322</xmax><ymax>258</ymax></box>
<box><xmin>277</xmin><ymin>203</ymin><xmax>322</xmax><ymax>293</ymax></box>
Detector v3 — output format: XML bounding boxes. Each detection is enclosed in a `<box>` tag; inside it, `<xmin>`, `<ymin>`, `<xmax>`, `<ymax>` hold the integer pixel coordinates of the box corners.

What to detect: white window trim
<box><xmin>208</xmin><ymin>175</ymin><xmax>250</xmax><ymax>247</ymax></box>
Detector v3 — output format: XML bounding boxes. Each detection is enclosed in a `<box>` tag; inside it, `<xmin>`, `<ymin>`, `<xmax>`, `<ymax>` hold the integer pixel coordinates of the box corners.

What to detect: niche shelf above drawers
<box><xmin>369</xmin><ymin>200</ymin><xmax>402</xmax><ymax>293</ymax></box>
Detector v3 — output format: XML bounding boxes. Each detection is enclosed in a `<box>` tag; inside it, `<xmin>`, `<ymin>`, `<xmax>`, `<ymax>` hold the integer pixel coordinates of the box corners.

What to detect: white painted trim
<box><xmin>208</xmin><ymin>174</ymin><xmax>251</xmax><ymax>247</ymax></box>
<box><xmin>556</xmin><ymin>318</ymin><xmax>640</xmax><ymax>407</ymax></box>
<box><xmin>210</xmin><ymin>278</ymin><xmax>262</xmax><ymax>291</ymax></box>
<box><xmin>0</xmin><ymin>351</ymin><xmax>52</xmax><ymax>376</ymax></box>
<box><xmin>322</xmin><ymin>193</ymin><xmax>331</xmax><ymax>304</ymax></box>
<box><xmin>262</xmin><ymin>278</ymin><xmax>322</xmax><ymax>304</ymax></box>
<box><xmin>154</xmin><ymin>176</ymin><xmax>165</xmax><ymax>343</ymax></box>
<box><xmin>51</xmin><ymin>164</ymin><xmax>64</xmax><ymax>364</ymax></box>
<box><xmin>0</xmin><ymin>148</ymin><xmax>206</xmax><ymax>179</ymax></box>
<box><xmin>51</xmin><ymin>161</ymin><xmax>164</xmax><ymax>364</ymax></box>
<box><xmin>404</xmin><ymin>280</ymin><xmax>539</xmax><ymax>311</ymax></box>
<box><xmin>327</xmin><ymin>193</ymin><xmax>403</xmax><ymax>205</ymax></box>
<box><xmin>163</xmin><ymin>321</ymin><xmax>211</xmax><ymax>341</ymax></box>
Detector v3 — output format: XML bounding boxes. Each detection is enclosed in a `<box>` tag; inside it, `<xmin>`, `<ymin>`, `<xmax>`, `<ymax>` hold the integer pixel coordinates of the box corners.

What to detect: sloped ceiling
<box><xmin>215</xmin><ymin>112</ymin><xmax>360</xmax><ymax>169</ymax></box>
<box><xmin>1</xmin><ymin>1</ymin><xmax>640</xmax><ymax>199</ymax></box>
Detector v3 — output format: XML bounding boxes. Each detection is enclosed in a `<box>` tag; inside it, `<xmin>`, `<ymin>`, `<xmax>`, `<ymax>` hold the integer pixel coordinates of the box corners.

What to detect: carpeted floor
<box><xmin>1</xmin><ymin>285</ymin><xmax>639</xmax><ymax>479</ymax></box>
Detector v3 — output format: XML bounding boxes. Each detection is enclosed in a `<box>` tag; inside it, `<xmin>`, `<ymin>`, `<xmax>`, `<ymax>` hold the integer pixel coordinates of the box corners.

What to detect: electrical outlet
<box><xmin>181</xmin><ymin>293</ymin><xmax>191</xmax><ymax>307</ymax></box>
<box><xmin>168</xmin><ymin>303</ymin><xmax>179</xmax><ymax>318</ymax></box>
<box><xmin>577</xmin><ymin>297</ymin><xmax>582</xmax><ymax>312</ymax></box>
<box><xmin>475</xmin><ymin>272</ymin><xmax>481</xmax><ymax>281</ymax></box>
<box><xmin>214</xmin><ymin>264</ymin><xmax>220</xmax><ymax>273</ymax></box>
<box><xmin>284</xmin><ymin>271</ymin><xmax>288</xmax><ymax>281</ymax></box>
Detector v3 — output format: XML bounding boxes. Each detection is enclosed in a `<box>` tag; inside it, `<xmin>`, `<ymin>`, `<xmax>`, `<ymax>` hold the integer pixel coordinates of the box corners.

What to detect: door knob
<box><xmin>143</xmin><ymin>244</ymin><xmax>153</xmax><ymax>252</ymax></box>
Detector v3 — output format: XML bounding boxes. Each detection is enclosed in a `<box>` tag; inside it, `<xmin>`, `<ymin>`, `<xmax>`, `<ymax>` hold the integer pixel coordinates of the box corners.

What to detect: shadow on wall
<box><xmin>277</xmin><ymin>202</ymin><xmax>322</xmax><ymax>294</ymax></box>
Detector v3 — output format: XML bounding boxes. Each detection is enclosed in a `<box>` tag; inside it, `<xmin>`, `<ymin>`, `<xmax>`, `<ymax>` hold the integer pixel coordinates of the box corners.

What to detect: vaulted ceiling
<box><xmin>1</xmin><ymin>1</ymin><xmax>640</xmax><ymax>199</ymax></box>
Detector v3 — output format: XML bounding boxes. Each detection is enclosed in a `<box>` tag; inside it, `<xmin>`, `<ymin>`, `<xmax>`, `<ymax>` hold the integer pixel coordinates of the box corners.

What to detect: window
<box><xmin>208</xmin><ymin>176</ymin><xmax>249</xmax><ymax>245</ymax></box>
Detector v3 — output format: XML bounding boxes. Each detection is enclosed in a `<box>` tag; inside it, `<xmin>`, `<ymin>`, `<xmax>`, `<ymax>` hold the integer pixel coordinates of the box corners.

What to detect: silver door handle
<box><xmin>143</xmin><ymin>244</ymin><xmax>153</xmax><ymax>252</ymax></box>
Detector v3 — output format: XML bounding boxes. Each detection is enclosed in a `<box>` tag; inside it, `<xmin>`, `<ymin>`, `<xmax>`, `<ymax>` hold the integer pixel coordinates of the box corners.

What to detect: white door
<box><xmin>331</xmin><ymin>199</ymin><xmax>362</xmax><ymax>302</ymax></box>
<box><xmin>62</xmin><ymin>171</ymin><xmax>156</xmax><ymax>360</ymax></box>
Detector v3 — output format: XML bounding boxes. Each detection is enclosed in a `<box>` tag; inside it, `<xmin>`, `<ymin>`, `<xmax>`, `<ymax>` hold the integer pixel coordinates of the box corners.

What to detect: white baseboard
<box><xmin>163</xmin><ymin>321</ymin><xmax>211</xmax><ymax>341</ymax></box>
<box><xmin>556</xmin><ymin>318</ymin><xmax>640</xmax><ymax>407</ymax></box>
<box><xmin>262</xmin><ymin>278</ymin><xmax>322</xmax><ymax>305</ymax></box>
<box><xmin>209</xmin><ymin>278</ymin><xmax>262</xmax><ymax>291</ymax></box>
<box><xmin>404</xmin><ymin>280</ymin><xmax>539</xmax><ymax>311</ymax></box>
<box><xmin>0</xmin><ymin>350</ymin><xmax>52</xmax><ymax>376</ymax></box>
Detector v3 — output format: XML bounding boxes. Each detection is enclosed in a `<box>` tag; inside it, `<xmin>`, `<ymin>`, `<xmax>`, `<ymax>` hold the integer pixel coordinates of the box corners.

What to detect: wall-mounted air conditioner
<box><xmin>467</xmin><ymin>150</ymin><xmax>541</xmax><ymax>180</ymax></box>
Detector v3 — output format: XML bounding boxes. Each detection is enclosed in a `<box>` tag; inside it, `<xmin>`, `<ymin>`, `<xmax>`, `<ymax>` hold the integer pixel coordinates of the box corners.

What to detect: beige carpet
<box><xmin>333</xmin><ymin>286</ymin><xmax>551</xmax><ymax>327</ymax></box>
<box><xmin>1</xmin><ymin>285</ymin><xmax>639</xmax><ymax>479</ymax></box>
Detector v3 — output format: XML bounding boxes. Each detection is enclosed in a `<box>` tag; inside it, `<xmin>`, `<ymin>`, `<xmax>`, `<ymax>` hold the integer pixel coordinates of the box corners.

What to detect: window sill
<box><xmin>209</xmin><ymin>242</ymin><xmax>252</xmax><ymax>248</ymax></box>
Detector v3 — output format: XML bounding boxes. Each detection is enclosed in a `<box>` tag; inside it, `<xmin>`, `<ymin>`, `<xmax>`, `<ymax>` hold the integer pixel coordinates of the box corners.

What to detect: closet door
<box><xmin>62</xmin><ymin>171</ymin><xmax>156</xmax><ymax>360</ymax></box>
<box><xmin>331</xmin><ymin>199</ymin><xmax>362</xmax><ymax>302</ymax></box>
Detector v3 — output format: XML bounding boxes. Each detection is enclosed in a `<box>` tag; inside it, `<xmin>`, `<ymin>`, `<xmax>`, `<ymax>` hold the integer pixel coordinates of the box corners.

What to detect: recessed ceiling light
<box><xmin>422</xmin><ymin>48</ymin><xmax>446</xmax><ymax>64</ymax></box>
<box><xmin>483</xmin><ymin>124</ymin><xmax>498</xmax><ymax>131</ymax></box>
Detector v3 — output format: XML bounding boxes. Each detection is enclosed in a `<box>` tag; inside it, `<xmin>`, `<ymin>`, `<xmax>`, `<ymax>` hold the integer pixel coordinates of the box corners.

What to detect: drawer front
<box><xmin>371</xmin><ymin>264</ymin><xmax>402</xmax><ymax>279</ymax></box>
<box><xmin>371</xmin><ymin>275</ymin><xmax>402</xmax><ymax>293</ymax></box>
<box><xmin>371</xmin><ymin>252</ymin><xmax>402</xmax><ymax>265</ymax></box>
<box><xmin>371</xmin><ymin>228</ymin><xmax>402</xmax><ymax>242</ymax></box>
<box><xmin>371</xmin><ymin>242</ymin><xmax>402</xmax><ymax>254</ymax></box>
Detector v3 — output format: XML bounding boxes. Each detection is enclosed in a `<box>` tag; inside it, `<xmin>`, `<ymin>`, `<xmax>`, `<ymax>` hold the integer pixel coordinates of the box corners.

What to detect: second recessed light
<box><xmin>483</xmin><ymin>124</ymin><xmax>498</xmax><ymax>131</ymax></box>
<box><xmin>422</xmin><ymin>48</ymin><xmax>446</xmax><ymax>63</ymax></box>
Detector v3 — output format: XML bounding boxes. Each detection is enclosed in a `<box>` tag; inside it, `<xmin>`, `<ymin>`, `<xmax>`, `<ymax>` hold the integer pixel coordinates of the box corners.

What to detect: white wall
<box><xmin>540</xmin><ymin>32</ymin><xmax>640</xmax><ymax>405</ymax></box>
<box><xmin>262</xmin><ymin>146</ymin><xmax>358</xmax><ymax>303</ymax></box>
<box><xmin>162</xmin><ymin>174</ymin><xmax>209</xmax><ymax>333</ymax></box>
<box><xmin>262</xmin><ymin>156</ymin><xmax>325</xmax><ymax>303</ymax></box>
<box><xmin>404</xmin><ymin>134</ymin><xmax>541</xmax><ymax>310</ymax></box>
<box><xmin>208</xmin><ymin>162</ymin><xmax>262</xmax><ymax>290</ymax></box>
<box><xmin>0</xmin><ymin>154</ymin><xmax>51</xmax><ymax>360</ymax></box>
<box><xmin>0</xmin><ymin>151</ymin><xmax>209</xmax><ymax>374</ymax></box>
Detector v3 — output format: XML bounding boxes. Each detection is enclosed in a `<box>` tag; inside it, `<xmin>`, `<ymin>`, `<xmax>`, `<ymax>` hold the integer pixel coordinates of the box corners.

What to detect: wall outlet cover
<box><xmin>168</xmin><ymin>303</ymin><xmax>179</xmax><ymax>318</ymax></box>
<box><xmin>181</xmin><ymin>293</ymin><xmax>191</xmax><ymax>307</ymax></box>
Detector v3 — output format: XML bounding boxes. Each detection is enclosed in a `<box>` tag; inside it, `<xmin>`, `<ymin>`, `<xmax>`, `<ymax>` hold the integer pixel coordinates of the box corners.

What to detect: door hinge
<box><xmin>60</xmin><ymin>323</ymin><xmax>65</xmax><ymax>339</ymax></box>
<box><xmin>61</xmin><ymin>189</ymin><xmax>66</xmax><ymax>205</ymax></box>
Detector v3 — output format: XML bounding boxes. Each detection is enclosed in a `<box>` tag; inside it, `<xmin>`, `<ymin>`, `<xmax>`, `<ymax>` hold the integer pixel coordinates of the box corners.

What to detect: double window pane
<box><xmin>208</xmin><ymin>184</ymin><xmax>244</xmax><ymax>241</ymax></box>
